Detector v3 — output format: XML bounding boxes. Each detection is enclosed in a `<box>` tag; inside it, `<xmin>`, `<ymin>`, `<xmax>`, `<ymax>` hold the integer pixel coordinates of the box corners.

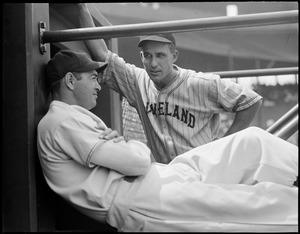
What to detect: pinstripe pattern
<box><xmin>102</xmin><ymin>51</ymin><xmax>262</xmax><ymax>163</ymax></box>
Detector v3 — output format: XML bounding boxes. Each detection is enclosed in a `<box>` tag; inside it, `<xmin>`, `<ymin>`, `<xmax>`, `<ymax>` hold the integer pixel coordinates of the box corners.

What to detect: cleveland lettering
<box><xmin>145</xmin><ymin>102</ymin><xmax>195</xmax><ymax>128</ymax></box>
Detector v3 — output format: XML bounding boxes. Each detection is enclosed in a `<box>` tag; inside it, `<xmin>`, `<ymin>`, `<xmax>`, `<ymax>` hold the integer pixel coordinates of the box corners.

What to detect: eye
<box><xmin>90</xmin><ymin>75</ymin><xmax>98</xmax><ymax>83</ymax></box>
<box><xmin>143</xmin><ymin>53</ymin><xmax>151</xmax><ymax>59</ymax></box>
<box><xmin>157</xmin><ymin>53</ymin><xmax>165</xmax><ymax>58</ymax></box>
<box><xmin>97</xmin><ymin>76</ymin><xmax>106</xmax><ymax>86</ymax></box>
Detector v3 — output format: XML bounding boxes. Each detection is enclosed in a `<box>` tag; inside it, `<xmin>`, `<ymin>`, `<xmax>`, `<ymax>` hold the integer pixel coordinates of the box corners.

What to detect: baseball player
<box><xmin>78</xmin><ymin>4</ymin><xmax>263</xmax><ymax>163</ymax></box>
<box><xmin>37</xmin><ymin>49</ymin><xmax>298</xmax><ymax>232</ymax></box>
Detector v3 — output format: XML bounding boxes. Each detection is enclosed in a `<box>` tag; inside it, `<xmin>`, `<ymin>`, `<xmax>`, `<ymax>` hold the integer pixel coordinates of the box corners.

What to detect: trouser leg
<box><xmin>112</xmin><ymin>163</ymin><xmax>298</xmax><ymax>231</ymax></box>
<box><xmin>170</xmin><ymin>127</ymin><xmax>298</xmax><ymax>185</ymax></box>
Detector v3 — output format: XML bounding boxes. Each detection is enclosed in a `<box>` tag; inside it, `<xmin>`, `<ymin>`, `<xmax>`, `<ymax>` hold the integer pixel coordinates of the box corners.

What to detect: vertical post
<box><xmin>107</xmin><ymin>38</ymin><xmax>123</xmax><ymax>133</ymax></box>
<box><xmin>255</xmin><ymin>59</ymin><xmax>262</xmax><ymax>128</ymax></box>
<box><xmin>2</xmin><ymin>3</ymin><xmax>52</xmax><ymax>232</ymax></box>
<box><xmin>30</xmin><ymin>3</ymin><xmax>55</xmax><ymax>231</ymax></box>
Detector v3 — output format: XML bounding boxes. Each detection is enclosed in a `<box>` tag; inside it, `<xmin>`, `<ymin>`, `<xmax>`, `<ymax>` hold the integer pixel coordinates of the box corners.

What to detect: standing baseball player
<box><xmin>78</xmin><ymin>4</ymin><xmax>263</xmax><ymax>163</ymax></box>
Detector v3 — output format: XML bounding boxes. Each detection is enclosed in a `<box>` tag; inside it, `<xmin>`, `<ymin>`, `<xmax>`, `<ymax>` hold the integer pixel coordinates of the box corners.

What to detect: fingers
<box><xmin>113</xmin><ymin>136</ymin><xmax>125</xmax><ymax>143</ymax></box>
<box><xmin>99</xmin><ymin>128</ymin><xmax>122</xmax><ymax>141</ymax></box>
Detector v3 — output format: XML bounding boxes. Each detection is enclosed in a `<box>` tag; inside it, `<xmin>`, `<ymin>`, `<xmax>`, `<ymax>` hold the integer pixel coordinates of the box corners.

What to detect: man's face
<box><xmin>140</xmin><ymin>41</ymin><xmax>178</xmax><ymax>89</ymax></box>
<box><xmin>73</xmin><ymin>70</ymin><xmax>101</xmax><ymax>110</ymax></box>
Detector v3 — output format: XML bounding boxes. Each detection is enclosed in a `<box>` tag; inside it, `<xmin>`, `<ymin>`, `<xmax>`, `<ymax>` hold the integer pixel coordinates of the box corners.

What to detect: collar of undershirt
<box><xmin>154</xmin><ymin>65</ymin><xmax>181</xmax><ymax>92</ymax></box>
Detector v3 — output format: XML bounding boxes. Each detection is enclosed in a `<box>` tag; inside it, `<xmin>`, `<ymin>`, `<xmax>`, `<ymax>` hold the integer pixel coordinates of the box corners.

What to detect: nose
<box><xmin>96</xmin><ymin>82</ymin><xmax>101</xmax><ymax>92</ymax></box>
<box><xmin>150</xmin><ymin>57</ymin><xmax>158</xmax><ymax>68</ymax></box>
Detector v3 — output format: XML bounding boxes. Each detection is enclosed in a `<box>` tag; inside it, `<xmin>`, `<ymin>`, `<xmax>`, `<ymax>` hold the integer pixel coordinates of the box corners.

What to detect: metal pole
<box><xmin>267</xmin><ymin>104</ymin><xmax>298</xmax><ymax>134</ymax></box>
<box><xmin>215</xmin><ymin>67</ymin><xmax>298</xmax><ymax>78</ymax></box>
<box><xmin>41</xmin><ymin>10</ymin><xmax>298</xmax><ymax>43</ymax></box>
<box><xmin>275</xmin><ymin>116</ymin><xmax>298</xmax><ymax>140</ymax></box>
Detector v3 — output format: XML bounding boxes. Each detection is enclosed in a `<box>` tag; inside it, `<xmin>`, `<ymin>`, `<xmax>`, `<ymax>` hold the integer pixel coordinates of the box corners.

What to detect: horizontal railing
<box><xmin>274</xmin><ymin>116</ymin><xmax>298</xmax><ymax>140</ymax></box>
<box><xmin>215</xmin><ymin>67</ymin><xmax>298</xmax><ymax>78</ymax></box>
<box><xmin>41</xmin><ymin>10</ymin><xmax>298</xmax><ymax>43</ymax></box>
<box><xmin>267</xmin><ymin>104</ymin><xmax>298</xmax><ymax>134</ymax></box>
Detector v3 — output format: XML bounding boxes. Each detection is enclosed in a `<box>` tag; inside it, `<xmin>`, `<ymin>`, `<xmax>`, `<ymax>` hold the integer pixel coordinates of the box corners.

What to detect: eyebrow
<box><xmin>89</xmin><ymin>73</ymin><xmax>98</xmax><ymax>79</ymax></box>
<box><xmin>90</xmin><ymin>71</ymin><xmax>98</xmax><ymax>76</ymax></box>
<box><xmin>143</xmin><ymin>51</ymin><xmax>167</xmax><ymax>56</ymax></box>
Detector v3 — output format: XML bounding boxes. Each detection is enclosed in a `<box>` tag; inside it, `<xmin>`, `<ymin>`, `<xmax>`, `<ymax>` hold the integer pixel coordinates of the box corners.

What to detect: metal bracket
<box><xmin>39</xmin><ymin>21</ymin><xmax>47</xmax><ymax>54</ymax></box>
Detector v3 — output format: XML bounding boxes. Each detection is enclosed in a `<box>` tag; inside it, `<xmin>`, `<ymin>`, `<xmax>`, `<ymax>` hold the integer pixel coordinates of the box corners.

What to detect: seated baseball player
<box><xmin>37</xmin><ymin>49</ymin><xmax>298</xmax><ymax>232</ymax></box>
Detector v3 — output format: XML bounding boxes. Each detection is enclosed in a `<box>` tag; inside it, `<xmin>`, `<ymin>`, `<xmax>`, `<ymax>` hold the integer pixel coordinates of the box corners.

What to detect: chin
<box><xmin>86</xmin><ymin>102</ymin><xmax>97</xmax><ymax>110</ymax></box>
<box><xmin>150</xmin><ymin>76</ymin><xmax>161</xmax><ymax>84</ymax></box>
<box><xmin>91</xmin><ymin>103</ymin><xmax>97</xmax><ymax>109</ymax></box>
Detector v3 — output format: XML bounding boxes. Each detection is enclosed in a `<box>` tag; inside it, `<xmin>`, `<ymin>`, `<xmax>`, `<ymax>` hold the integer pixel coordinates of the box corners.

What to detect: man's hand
<box><xmin>99</xmin><ymin>128</ymin><xmax>125</xmax><ymax>143</ymax></box>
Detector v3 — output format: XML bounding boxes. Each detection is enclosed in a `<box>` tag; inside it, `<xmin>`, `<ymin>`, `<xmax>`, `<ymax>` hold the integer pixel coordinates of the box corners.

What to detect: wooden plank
<box><xmin>2</xmin><ymin>3</ymin><xmax>51</xmax><ymax>232</ymax></box>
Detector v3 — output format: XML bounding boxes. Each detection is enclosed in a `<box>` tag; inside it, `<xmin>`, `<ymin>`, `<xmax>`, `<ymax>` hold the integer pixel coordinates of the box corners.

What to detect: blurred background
<box><xmin>89</xmin><ymin>2</ymin><xmax>298</xmax><ymax>145</ymax></box>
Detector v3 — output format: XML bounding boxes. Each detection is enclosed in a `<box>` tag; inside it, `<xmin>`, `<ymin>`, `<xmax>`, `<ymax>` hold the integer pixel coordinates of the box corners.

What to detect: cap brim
<box><xmin>95</xmin><ymin>62</ymin><xmax>108</xmax><ymax>73</ymax></box>
<box><xmin>138</xmin><ymin>35</ymin><xmax>173</xmax><ymax>47</ymax></box>
<box><xmin>76</xmin><ymin>61</ymin><xmax>108</xmax><ymax>74</ymax></box>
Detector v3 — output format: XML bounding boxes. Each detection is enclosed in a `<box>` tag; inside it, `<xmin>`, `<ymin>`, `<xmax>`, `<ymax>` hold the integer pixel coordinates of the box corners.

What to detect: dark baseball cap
<box><xmin>46</xmin><ymin>49</ymin><xmax>108</xmax><ymax>87</ymax></box>
<box><xmin>138</xmin><ymin>33</ymin><xmax>176</xmax><ymax>47</ymax></box>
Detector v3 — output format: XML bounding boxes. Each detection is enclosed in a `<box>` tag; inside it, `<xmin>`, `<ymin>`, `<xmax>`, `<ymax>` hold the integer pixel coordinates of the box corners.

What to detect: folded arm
<box><xmin>78</xmin><ymin>3</ymin><xmax>108</xmax><ymax>61</ymax></box>
<box><xmin>91</xmin><ymin>139</ymin><xmax>152</xmax><ymax>176</ymax></box>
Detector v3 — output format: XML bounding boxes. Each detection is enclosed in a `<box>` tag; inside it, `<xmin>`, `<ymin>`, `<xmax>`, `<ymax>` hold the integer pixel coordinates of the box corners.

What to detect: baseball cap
<box><xmin>46</xmin><ymin>49</ymin><xmax>108</xmax><ymax>87</ymax></box>
<box><xmin>138</xmin><ymin>33</ymin><xmax>176</xmax><ymax>47</ymax></box>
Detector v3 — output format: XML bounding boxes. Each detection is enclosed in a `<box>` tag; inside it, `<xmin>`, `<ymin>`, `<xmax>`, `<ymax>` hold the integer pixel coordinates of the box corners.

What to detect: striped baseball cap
<box><xmin>138</xmin><ymin>33</ymin><xmax>176</xmax><ymax>47</ymax></box>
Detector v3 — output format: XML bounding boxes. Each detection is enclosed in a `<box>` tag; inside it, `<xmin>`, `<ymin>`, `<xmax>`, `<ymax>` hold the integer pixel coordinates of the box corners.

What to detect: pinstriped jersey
<box><xmin>102</xmin><ymin>51</ymin><xmax>262</xmax><ymax>163</ymax></box>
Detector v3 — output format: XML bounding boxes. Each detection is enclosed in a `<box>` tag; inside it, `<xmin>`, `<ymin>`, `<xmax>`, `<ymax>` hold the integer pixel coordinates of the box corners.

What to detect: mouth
<box><xmin>150</xmin><ymin>70</ymin><xmax>161</xmax><ymax>76</ymax></box>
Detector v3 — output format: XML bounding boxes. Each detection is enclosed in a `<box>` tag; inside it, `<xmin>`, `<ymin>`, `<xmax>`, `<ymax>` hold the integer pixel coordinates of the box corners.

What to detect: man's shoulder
<box><xmin>178</xmin><ymin>67</ymin><xmax>218</xmax><ymax>86</ymax></box>
<box><xmin>40</xmin><ymin>102</ymin><xmax>90</xmax><ymax>128</ymax></box>
<box><xmin>177</xmin><ymin>66</ymin><xmax>218</xmax><ymax>80</ymax></box>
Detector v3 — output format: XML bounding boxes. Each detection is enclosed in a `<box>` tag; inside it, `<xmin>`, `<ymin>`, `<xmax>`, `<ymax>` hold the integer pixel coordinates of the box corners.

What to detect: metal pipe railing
<box><xmin>215</xmin><ymin>67</ymin><xmax>298</xmax><ymax>78</ymax></box>
<box><xmin>41</xmin><ymin>10</ymin><xmax>298</xmax><ymax>44</ymax></box>
<box><xmin>274</xmin><ymin>116</ymin><xmax>298</xmax><ymax>140</ymax></box>
<box><xmin>266</xmin><ymin>104</ymin><xmax>298</xmax><ymax>134</ymax></box>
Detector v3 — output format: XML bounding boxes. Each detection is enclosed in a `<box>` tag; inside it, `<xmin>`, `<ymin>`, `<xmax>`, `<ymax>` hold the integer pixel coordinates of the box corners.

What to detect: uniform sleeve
<box><xmin>208</xmin><ymin>74</ymin><xmax>262</xmax><ymax>112</ymax></box>
<box><xmin>101</xmin><ymin>51</ymin><xmax>147</xmax><ymax>106</ymax></box>
<box><xmin>53</xmin><ymin>115</ymin><xmax>151</xmax><ymax>176</ymax></box>
<box><xmin>53</xmin><ymin>115</ymin><xmax>107</xmax><ymax>167</ymax></box>
<box><xmin>90</xmin><ymin>139</ymin><xmax>151</xmax><ymax>176</ymax></box>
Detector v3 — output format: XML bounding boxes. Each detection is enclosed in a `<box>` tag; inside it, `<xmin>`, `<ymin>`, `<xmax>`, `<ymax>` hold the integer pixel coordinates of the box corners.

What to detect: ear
<box><xmin>140</xmin><ymin>51</ymin><xmax>144</xmax><ymax>61</ymax></box>
<box><xmin>64</xmin><ymin>72</ymin><xmax>75</xmax><ymax>90</ymax></box>
<box><xmin>172</xmin><ymin>50</ymin><xmax>179</xmax><ymax>63</ymax></box>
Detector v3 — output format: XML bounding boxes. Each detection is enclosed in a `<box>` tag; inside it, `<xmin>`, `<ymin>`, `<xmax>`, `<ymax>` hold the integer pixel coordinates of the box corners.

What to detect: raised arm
<box><xmin>77</xmin><ymin>3</ymin><xmax>108</xmax><ymax>61</ymax></box>
<box><xmin>223</xmin><ymin>99</ymin><xmax>262</xmax><ymax>137</ymax></box>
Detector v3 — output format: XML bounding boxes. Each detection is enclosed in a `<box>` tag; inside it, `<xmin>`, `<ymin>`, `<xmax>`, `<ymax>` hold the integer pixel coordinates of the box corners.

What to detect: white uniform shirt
<box><xmin>37</xmin><ymin>101</ymin><xmax>150</xmax><ymax>222</ymax></box>
<box><xmin>37</xmin><ymin>103</ymin><xmax>298</xmax><ymax>231</ymax></box>
<box><xmin>102</xmin><ymin>51</ymin><xmax>263</xmax><ymax>163</ymax></box>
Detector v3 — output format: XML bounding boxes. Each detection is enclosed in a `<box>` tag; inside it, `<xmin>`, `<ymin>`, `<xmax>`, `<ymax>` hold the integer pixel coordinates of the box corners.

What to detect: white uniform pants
<box><xmin>107</xmin><ymin>127</ymin><xmax>298</xmax><ymax>232</ymax></box>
